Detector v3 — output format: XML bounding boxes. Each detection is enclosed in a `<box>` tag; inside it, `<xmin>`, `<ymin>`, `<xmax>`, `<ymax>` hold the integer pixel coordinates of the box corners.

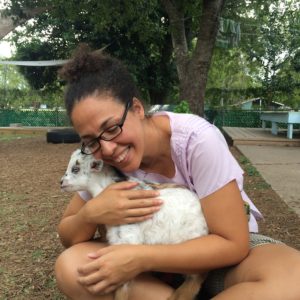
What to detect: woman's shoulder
<box><xmin>153</xmin><ymin>111</ymin><xmax>223</xmax><ymax>157</ymax></box>
<box><xmin>155</xmin><ymin>111</ymin><xmax>212</xmax><ymax>134</ymax></box>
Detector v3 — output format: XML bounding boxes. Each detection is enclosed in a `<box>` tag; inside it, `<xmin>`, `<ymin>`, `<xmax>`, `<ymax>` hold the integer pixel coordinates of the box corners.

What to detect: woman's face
<box><xmin>71</xmin><ymin>94</ymin><xmax>146</xmax><ymax>173</ymax></box>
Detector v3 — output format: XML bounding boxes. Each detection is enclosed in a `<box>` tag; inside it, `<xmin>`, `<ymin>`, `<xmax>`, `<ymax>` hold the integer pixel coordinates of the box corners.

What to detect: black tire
<box><xmin>46</xmin><ymin>128</ymin><xmax>80</xmax><ymax>144</ymax></box>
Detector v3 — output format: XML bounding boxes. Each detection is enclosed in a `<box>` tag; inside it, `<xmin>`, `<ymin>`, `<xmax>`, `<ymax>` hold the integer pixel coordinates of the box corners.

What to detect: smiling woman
<box><xmin>54</xmin><ymin>43</ymin><xmax>300</xmax><ymax>300</ymax></box>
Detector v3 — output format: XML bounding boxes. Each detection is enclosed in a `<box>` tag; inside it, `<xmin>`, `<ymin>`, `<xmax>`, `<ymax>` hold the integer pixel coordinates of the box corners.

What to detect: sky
<box><xmin>0</xmin><ymin>0</ymin><xmax>14</xmax><ymax>58</ymax></box>
<box><xmin>0</xmin><ymin>41</ymin><xmax>14</xmax><ymax>58</ymax></box>
<box><xmin>0</xmin><ymin>0</ymin><xmax>5</xmax><ymax>9</ymax></box>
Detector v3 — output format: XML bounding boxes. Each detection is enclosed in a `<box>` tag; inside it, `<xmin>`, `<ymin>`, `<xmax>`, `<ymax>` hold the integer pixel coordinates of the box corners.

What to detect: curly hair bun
<box><xmin>59</xmin><ymin>43</ymin><xmax>109</xmax><ymax>83</ymax></box>
<box><xmin>60</xmin><ymin>43</ymin><xmax>140</xmax><ymax>117</ymax></box>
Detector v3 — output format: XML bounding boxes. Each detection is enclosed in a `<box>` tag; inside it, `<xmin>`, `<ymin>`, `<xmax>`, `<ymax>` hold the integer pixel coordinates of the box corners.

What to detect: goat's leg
<box><xmin>114</xmin><ymin>282</ymin><xmax>130</xmax><ymax>300</ymax></box>
<box><xmin>167</xmin><ymin>274</ymin><xmax>205</xmax><ymax>300</ymax></box>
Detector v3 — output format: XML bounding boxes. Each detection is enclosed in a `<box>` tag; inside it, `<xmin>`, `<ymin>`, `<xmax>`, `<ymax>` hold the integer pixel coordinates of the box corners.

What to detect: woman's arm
<box><xmin>57</xmin><ymin>193</ymin><xmax>98</xmax><ymax>248</ymax></box>
<box><xmin>58</xmin><ymin>181</ymin><xmax>162</xmax><ymax>248</ymax></box>
<box><xmin>142</xmin><ymin>180</ymin><xmax>250</xmax><ymax>273</ymax></box>
<box><xmin>77</xmin><ymin>180</ymin><xmax>250</xmax><ymax>294</ymax></box>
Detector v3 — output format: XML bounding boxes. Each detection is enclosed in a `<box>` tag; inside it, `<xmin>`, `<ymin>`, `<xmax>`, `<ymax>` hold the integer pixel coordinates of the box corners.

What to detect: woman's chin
<box><xmin>118</xmin><ymin>159</ymin><xmax>140</xmax><ymax>174</ymax></box>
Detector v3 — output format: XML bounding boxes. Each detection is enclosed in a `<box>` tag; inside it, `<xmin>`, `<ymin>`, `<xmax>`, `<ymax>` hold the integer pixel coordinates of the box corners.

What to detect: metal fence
<box><xmin>0</xmin><ymin>108</ymin><xmax>285</xmax><ymax>129</ymax></box>
<box><xmin>205</xmin><ymin>109</ymin><xmax>262</xmax><ymax>128</ymax></box>
<box><xmin>0</xmin><ymin>109</ymin><xmax>70</xmax><ymax>127</ymax></box>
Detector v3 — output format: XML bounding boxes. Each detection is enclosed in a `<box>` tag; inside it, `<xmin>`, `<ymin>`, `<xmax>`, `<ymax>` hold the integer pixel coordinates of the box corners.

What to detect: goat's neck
<box><xmin>88</xmin><ymin>165</ymin><xmax>121</xmax><ymax>198</ymax></box>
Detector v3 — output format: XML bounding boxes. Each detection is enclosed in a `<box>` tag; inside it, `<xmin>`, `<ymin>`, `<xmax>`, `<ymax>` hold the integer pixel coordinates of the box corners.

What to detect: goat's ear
<box><xmin>90</xmin><ymin>160</ymin><xmax>103</xmax><ymax>172</ymax></box>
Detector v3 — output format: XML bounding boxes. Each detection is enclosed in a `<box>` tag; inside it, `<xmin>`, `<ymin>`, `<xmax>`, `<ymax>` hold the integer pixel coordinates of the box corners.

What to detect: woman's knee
<box><xmin>55</xmin><ymin>246</ymin><xmax>79</xmax><ymax>296</ymax></box>
<box><xmin>55</xmin><ymin>244</ymin><xmax>174</xmax><ymax>300</ymax></box>
<box><xmin>278</xmin><ymin>248</ymin><xmax>300</xmax><ymax>299</ymax></box>
<box><xmin>55</xmin><ymin>242</ymin><xmax>105</xmax><ymax>298</ymax></box>
<box><xmin>224</xmin><ymin>244</ymin><xmax>300</xmax><ymax>299</ymax></box>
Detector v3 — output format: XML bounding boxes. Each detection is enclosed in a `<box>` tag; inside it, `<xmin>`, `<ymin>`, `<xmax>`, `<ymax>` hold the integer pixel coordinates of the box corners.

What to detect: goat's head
<box><xmin>60</xmin><ymin>149</ymin><xmax>104</xmax><ymax>192</ymax></box>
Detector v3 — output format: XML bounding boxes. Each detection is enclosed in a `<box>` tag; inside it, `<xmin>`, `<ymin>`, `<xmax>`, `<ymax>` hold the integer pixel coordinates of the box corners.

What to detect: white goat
<box><xmin>61</xmin><ymin>149</ymin><xmax>208</xmax><ymax>300</ymax></box>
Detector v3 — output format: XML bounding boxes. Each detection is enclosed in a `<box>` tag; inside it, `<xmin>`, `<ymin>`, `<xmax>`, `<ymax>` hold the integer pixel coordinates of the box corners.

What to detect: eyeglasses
<box><xmin>81</xmin><ymin>99</ymin><xmax>132</xmax><ymax>155</ymax></box>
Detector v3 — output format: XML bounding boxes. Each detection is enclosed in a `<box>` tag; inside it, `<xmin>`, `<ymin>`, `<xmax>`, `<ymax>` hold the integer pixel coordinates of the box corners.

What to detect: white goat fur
<box><xmin>61</xmin><ymin>149</ymin><xmax>208</xmax><ymax>300</ymax></box>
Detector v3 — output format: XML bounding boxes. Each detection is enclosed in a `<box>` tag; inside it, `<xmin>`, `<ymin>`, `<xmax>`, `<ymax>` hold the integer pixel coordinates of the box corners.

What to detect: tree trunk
<box><xmin>147</xmin><ymin>32</ymin><xmax>174</xmax><ymax>104</ymax></box>
<box><xmin>161</xmin><ymin>0</ymin><xmax>226</xmax><ymax>116</ymax></box>
<box><xmin>0</xmin><ymin>7</ymin><xmax>48</xmax><ymax>40</ymax></box>
<box><xmin>160</xmin><ymin>0</ymin><xmax>189</xmax><ymax>88</ymax></box>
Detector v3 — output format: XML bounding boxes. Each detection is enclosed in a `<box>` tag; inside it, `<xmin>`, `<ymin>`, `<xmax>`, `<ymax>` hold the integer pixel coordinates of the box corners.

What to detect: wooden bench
<box><xmin>260</xmin><ymin>111</ymin><xmax>300</xmax><ymax>139</ymax></box>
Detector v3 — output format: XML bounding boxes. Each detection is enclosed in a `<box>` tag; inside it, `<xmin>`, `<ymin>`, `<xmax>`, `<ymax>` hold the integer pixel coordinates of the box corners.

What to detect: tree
<box><xmin>5</xmin><ymin>0</ymin><xmax>178</xmax><ymax>105</ymax></box>
<box><xmin>0</xmin><ymin>6</ymin><xmax>49</xmax><ymax>39</ymax></box>
<box><xmin>5</xmin><ymin>0</ymin><xmax>300</xmax><ymax>113</ymax></box>
<box><xmin>14</xmin><ymin>40</ymin><xmax>61</xmax><ymax>90</ymax></box>
<box><xmin>0</xmin><ymin>64</ymin><xmax>26</xmax><ymax>107</ymax></box>
<box><xmin>273</xmin><ymin>51</ymin><xmax>300</xmax><ymax>110</ymax></box>
<box><xmin>201</xmin><ymin>0</ymin><xmax>300</xmax><ymax>109</ymax></box>
<box><xmin>233</xmin><ymin>0</ymin><xmax>300</xmax><ymax>108</ymax></box>
<box><xmin>206</xmin><ymin>48</ymin><xmax>261</xmax><ymax>107</ymax></box>
<box><xmin>161</xmin><ymin>0</ymin><xmax>225</xmax><ymax>115</ymax></box>
<box><xmin>4</xmin><ymin>0</ymin><xmax>228</xmax><ymax>115</ymax></box>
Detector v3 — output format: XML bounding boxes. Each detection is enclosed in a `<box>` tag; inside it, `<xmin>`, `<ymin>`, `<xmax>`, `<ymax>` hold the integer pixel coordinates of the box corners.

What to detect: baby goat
<box><xmin>61</xmin><ymin>149</ymin><xmax>208</xmax><ymax>300</ymax></box>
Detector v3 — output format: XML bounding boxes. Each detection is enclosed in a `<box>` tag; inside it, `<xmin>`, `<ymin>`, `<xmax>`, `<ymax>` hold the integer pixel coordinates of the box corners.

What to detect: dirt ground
<box><xmin>0</xmin><ymin>136</ymin><xmax>299</xmax><ymax>299</ymax></box>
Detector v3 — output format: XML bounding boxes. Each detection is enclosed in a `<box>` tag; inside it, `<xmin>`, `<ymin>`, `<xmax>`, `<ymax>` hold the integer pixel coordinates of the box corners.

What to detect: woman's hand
<box><xmin>82</xmin><ymin>181</ymin><xmax>162</xmax><ymax>225</ymax></box>
<box><xmin>77</xmin><ymin>244</ymin><xmax>146</xmax><ymax>295</ymax></box>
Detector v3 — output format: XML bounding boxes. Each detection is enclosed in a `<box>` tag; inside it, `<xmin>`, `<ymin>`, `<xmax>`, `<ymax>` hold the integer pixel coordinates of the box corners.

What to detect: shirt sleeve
<box><xmin>187</xmin><ymin>125</ymin><xmax>245</xmax><ymax>200</ymax></box>
<box><xmin>78</xmin><ymin>190</ymin><xmax>92</xmax><ymax>201</ymax></box>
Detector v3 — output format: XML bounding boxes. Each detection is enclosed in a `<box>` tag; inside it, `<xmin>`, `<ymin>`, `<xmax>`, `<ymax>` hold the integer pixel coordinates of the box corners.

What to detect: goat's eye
<box><xmin>71</xmin><ymin>166</ymin><xmax>80</xmax><ymax>174</ymax></box>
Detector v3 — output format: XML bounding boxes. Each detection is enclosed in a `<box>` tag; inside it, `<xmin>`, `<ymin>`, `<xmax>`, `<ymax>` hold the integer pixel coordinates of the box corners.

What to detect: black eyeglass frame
<box><xmin>81</xmin><ymin>99</ymin><xmax>132</xmax><ymax>155</ymax></box>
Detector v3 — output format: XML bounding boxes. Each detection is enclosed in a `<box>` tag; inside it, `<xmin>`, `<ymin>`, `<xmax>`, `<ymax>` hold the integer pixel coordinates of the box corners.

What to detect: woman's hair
<box><xmin>59</xmin><ymin>44</ymin><xmax>140</xmax><ymax>117</ymax></box>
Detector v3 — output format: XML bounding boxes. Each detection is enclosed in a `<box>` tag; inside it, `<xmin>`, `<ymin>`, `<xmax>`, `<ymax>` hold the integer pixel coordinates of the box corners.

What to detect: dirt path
<box><xmin>0</xmin><ymin>137</ymin><xmax>299</xmax><ymax>299</ymax></box>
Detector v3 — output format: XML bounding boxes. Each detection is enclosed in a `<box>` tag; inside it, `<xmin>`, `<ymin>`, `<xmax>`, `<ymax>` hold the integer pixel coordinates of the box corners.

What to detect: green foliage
<box><xmin>206</xmin><ymin>0</ymin><xmax>300</xmax><ymax>108</ymax></box>
<box><xmin>0</xmin><ymin>64</ymin><xmax>29</xmax><ymax>89</ymax></box>
<box><xmin>174</xmin><ymin>100</ymin><xmax>192</xmax><ymax>113</ymax></box>
<box><xmin>293</xmin><ymin>52</ymin><xmax>300</xmax><ymax>73</ymax></box>
<box><xmin>14</xmin><ymin>40</ymin><xmax>62</xmax><ymax>91</ymax></box>
<box><xmin>0</xmin><ymin>65</ymin><xmax>32</xmax><ymax>108</ymax></box>
<box><xmin>4</xmin><ymin>0</ymin><xmax>300</xmax><ymax>110</ymax></box>
<box><xmin>239</xmin><ymin>155</ymin><xmax>259</xmax><ymax>176</ymax></box>
<box><xmin>8</xmin><ymin>0</ymin><xmax>177</xmax><ymax>104</ymax></box>
<box><xmin>0</xmin><ymin>87</ymin><xmax>64</xmax><ymax>109</ymax></box>
<box><xmin>238</xmin><ymin>0</ymin><xmax>300</xmax><ymax>106</ymax></box>
<box><xmin>207</xmin><ymin>48</ymin><xmax>262</xmax><ymax>106</ymax></box>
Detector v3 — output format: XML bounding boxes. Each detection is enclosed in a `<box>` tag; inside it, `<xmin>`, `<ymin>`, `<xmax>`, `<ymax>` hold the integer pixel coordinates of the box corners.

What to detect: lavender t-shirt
<box><xmin>79</xmin><ymin>112</ymin><xmax>262</xmax><ymax>232</ymax></box>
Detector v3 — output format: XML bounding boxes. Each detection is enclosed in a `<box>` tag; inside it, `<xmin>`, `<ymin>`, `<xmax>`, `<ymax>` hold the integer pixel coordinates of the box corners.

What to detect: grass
<box><xmin>232</xmin><ymin>147</ymin><xmax>300</xmax><ymax>250</ymax></box>
<box><xmin>238</xmin><ymin>155</ymin><xmax>260</xmax><ymax>177</ymax></box>
<box><xmin>0</xmin><ymin>131</ymin><xmax>43</xmax><ymax>141</ymax></box>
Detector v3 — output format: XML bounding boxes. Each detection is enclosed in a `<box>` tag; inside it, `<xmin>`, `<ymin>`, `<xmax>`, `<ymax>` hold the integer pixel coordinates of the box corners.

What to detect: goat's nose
<box><xmin>60</xmin><ymin>175</ymin><xmax>66</xmax><ymax>185</ymax></box>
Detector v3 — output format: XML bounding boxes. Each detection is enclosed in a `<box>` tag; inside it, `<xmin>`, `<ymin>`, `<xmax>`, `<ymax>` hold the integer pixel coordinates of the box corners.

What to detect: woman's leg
<box><xmin>55</xmin><ymin>242</ymin><xmax>174</xmax><ymax>300</ymax></box>
<box><xmin>214</xmin><ymin>243</ymin><xmax>300</xmax><ymax>300</ymax></box>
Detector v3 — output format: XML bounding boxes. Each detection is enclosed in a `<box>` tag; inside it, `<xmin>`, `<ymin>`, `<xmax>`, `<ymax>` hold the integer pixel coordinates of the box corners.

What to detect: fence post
<box><xmin>55</xmin><ymin>108</ymin><xmax>59</xmax><ymax>127</ymax></box>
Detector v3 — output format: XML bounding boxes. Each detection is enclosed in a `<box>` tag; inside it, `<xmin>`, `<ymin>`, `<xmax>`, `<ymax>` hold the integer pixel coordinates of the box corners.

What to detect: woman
<box><xmin>55</xmin><ymin>44</ymin><xmax>300</xmax><ymax>299</ymax></box>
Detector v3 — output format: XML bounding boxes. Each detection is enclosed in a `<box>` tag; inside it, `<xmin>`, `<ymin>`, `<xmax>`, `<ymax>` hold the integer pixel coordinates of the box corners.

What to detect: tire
<box><xmin>46</xmin><ymin>128</ymin><xmax>80</xmax><ymax>144</ymax></box>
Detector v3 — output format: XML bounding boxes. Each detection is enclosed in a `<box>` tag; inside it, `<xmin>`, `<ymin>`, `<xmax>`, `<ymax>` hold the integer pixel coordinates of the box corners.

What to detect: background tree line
<box><xmin>1</xmin><ymin>0</ymin><xmax>299</xmax><ymax>114</ymax></box>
